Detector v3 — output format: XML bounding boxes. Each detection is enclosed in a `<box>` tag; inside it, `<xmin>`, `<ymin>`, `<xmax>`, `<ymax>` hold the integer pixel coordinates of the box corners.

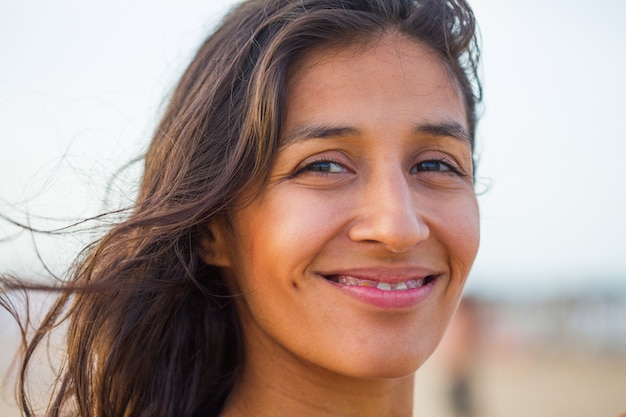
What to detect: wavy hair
<box><xmin>1</xmin><ymin>0</ymin><xmax>481</xmax><ymax>416</ymax></box>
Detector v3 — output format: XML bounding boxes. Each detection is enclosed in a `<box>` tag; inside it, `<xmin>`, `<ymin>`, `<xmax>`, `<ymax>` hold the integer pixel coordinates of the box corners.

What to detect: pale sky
<box><xmin>1</xmin><ymin>0</ymin><xmax>625</xmax><ymax>295</ymax></box>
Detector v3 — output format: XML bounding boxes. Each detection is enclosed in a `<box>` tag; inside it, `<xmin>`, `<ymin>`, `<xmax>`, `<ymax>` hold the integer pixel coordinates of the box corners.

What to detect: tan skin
<box><xmin>204</xmin><ymin>34</ymin><xmax>480</xmax><ymax>417</ymax></box>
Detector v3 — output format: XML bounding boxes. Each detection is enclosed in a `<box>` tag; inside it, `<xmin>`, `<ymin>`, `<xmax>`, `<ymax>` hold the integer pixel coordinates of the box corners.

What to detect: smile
<box><xmin>324</xmin><ymin>275</ymin><xmax>437</xmax><ymax>291</ymax></box>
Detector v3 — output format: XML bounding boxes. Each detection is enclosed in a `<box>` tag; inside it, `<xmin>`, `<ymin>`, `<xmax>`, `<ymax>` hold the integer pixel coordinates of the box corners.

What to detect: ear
<box><xmin>198</xmin><ymin>219</ymin><xmax>232</xmax><ymax>268</ymax></box>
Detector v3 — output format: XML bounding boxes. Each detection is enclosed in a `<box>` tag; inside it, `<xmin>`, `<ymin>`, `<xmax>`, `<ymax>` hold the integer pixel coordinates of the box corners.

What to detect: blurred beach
<box><xmin>414</xmin><ymin>292</ymin><xmax>626</xmax><ymax>417</ymax></box>
<box><xmin>2</xmin><ymin>290</ymin><xmax>625</xmax><ymax>417</ymax></box>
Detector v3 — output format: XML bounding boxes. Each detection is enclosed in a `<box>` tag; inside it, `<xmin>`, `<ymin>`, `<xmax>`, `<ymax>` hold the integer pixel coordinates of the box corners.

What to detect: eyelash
<box><xmin>292</xmin><ymin>158</ymin><xmax>348</xmax><ymax>177</ymax></box>
<box><xmin>411</xmin><ymin>158</ymin><xmax>464</xmax><ymax>176</ymax></box>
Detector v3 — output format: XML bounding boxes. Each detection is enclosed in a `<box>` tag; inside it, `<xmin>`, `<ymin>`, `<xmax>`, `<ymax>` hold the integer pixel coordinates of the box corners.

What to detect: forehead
<box><xmin>282</xmin><ymin>34</ymin><xmax>467</xmax><ymax>141</ymax></box>
<box><xmin>287</xmin><ymin>34</ymin><xmax>463</xmax><ymax>96</ymax></box>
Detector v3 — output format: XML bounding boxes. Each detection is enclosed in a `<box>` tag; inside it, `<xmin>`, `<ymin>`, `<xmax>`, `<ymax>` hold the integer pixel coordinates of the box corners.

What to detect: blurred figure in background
<box><xmin>439</xmin><ymin>296</ymin><xmax>483</xmax><ymax>417</ymax></box>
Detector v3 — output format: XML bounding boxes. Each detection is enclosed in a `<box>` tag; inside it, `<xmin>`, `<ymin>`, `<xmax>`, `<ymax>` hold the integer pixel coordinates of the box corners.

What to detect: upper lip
<box><xmin>314</xmin><ymin>266</ymin><xmax>442</xmax><ymax>283</ymax></box>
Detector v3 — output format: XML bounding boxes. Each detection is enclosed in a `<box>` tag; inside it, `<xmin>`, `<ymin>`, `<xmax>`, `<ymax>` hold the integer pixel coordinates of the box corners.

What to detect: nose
<box><xmin>348</xmin><ymin>171</ymin><xmax>430</xmax><ymax>253</ymax></box>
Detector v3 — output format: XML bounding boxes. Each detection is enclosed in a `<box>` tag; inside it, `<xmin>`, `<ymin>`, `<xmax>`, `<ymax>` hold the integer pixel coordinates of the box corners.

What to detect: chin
<box><xmin>336</xmin><ymin>342</ymin><xmax>439</xmax><ymax>380</ymax></box>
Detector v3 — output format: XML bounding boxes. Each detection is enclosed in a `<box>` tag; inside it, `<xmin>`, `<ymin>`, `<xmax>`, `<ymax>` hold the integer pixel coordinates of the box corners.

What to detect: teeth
<box><xmin>333</xmin><ymin>275</ymin><xmax>429</xmax><ymax>291</ymax></box>
<box><xmin>395</xmin><ymin>282</ymin><xmax>408</xmax><ymax>291</ymax></box>
<box><xmin>407</xmin><ymin>279</ymin><xmax>425</xmax><ymax>289</ymax></box>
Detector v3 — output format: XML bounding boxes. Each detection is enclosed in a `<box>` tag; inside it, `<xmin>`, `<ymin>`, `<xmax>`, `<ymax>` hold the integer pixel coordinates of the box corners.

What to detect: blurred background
<box><xmin>1</xmin><ymin>0</ymin><xmax>625</xmax><ymax>416</ymax></box>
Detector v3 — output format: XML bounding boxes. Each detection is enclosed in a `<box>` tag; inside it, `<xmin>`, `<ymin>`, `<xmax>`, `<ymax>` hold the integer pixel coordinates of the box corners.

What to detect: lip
<box><xmin>315</xmin><ymin>267</ymin><xmax>442</xmax><ymax>309</ymax></box>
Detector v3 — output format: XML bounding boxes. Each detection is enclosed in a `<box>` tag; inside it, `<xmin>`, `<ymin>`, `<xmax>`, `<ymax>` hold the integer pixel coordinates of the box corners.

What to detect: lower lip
<box><xmin>322</xmin><ymin>276</ymin><xmax>438</xmax><ymax>309</ymax></box>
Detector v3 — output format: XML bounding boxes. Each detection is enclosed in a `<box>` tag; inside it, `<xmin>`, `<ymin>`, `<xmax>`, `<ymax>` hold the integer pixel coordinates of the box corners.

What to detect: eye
<box><xmin>411</xmin><ymin>159</ymin><xmax>462</xmax><ymax>176</ymax></box>
<box><xmin>294</xmin><ymin>159</ymin><xmax>348</xmax><ymax>176</ymax></box>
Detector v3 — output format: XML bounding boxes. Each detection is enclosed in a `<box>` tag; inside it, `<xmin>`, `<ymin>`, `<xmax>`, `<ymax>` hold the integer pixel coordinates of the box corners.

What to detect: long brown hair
<box><xmin>1</xmin><ymin>0</ymin><xmax>482</xmax><ymax>416</ymax></box>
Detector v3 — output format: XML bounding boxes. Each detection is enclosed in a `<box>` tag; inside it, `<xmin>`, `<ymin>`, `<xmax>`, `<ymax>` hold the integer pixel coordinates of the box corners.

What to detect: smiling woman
<box><xmin>1</xmin><ymin>1</ymin><xmax>481</xmax><ymax>417</ymax></box>
<box><xmin>207</xmin><ymin>37</ymin><xmax>479</xmax><ymax>396</ymax></box>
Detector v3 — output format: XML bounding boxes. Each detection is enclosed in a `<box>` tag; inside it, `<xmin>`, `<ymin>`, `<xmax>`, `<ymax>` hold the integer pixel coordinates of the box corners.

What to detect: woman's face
<box><xmin>211</xmin><ymin>35</ymin><xmax>479</xmax><ymax>379</ymax></box>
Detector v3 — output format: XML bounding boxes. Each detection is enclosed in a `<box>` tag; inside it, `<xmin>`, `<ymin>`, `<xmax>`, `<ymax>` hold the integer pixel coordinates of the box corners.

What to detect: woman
<box><xmin>1</xmin><ymin>0</ymin><xmax>482</xmax><ymax>416</ymax></box>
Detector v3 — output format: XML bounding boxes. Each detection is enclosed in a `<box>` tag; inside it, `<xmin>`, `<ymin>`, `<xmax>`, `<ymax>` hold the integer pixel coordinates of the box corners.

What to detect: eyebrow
<box><xmin>414</xmin><ymin>122</ymin><xmax>472</xmax><ymax>145</ymax></box>
<box><xmin>281</xmin><ymin>124</ymin><xmax>360</xmax><ymax>144</ymax></box>
<box><xmin>282</xmin><ymin>121</ymin><xmax>471</xmax><ymax>144</ymax></box>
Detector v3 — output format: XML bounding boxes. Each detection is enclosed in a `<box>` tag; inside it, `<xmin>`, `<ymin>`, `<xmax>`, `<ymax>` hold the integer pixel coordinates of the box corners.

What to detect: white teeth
<box><xmin>333</xmin><ymin>275</ymin><xmax>429</xmax><ymax>291</ymax></box>
<box><xmin>395</xmin><ymin>282</ymin><xmax>408</xmax><ymax>291</ymax></box>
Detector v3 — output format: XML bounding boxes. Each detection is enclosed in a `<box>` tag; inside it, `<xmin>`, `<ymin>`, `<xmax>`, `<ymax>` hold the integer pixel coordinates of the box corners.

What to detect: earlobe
<box><xmin>198</xmin><ymin>221</ymin><xmax>232</xmax><ymax>267</ymax></box>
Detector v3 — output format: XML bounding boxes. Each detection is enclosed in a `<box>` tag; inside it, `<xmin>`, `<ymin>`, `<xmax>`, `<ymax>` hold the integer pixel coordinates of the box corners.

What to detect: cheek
<box><xmin>434</xmin><ymin>194</ymin><xmax>480</xmax><ymax>269</ymax></box>
<box><xmin>232</xmin><ymin>190</ymin><xmax>346</xmax><ymax>288</ymax></box>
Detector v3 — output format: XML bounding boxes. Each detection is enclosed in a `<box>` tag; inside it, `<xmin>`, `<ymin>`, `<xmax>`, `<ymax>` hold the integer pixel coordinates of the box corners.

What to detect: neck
<box><xmin>220</xmin><ymin>341</ymin><xmax>415</xmax><ymax>417</ymax></box>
